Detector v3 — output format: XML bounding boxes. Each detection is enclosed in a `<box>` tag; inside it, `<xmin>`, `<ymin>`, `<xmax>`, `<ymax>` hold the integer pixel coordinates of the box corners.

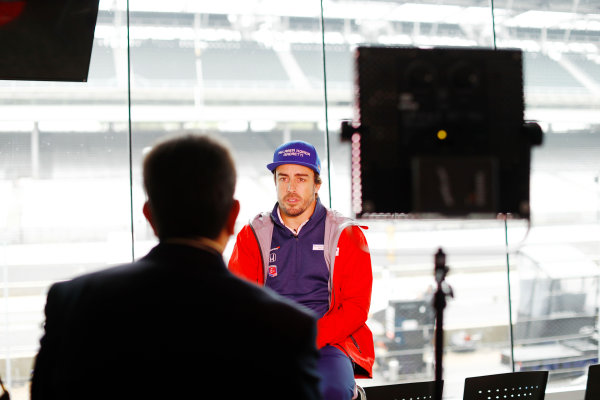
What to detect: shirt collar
<box><xmin>272</xmin><ymin>197</ymin><xmax>326</xmax><ymax>236</ymax></box>
<box><xmin>163</xmin><ymin>237</ymin><xmax>224</xmax><ymax>255</ymax></box>
<box><xmin>276</xmin><ymin>207</ymin><xmax>311</xmax><ymax>235</ymax></box>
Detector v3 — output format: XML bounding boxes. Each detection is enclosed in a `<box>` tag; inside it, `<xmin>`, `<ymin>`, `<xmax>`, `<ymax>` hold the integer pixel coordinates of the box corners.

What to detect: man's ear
<box><xmin>143</xmin><ymin>201</ymin><xmax>158</xmax><ymax>237</ymax></box>
<box><xmin>226</xmin><ymin>199</ymin><xmax>240</xmax><ymax>236</ymax></box>
<box><xmin>314</xmin><ymin>174</ymin><xmax>322</xmax><ymax>194</ymax></box>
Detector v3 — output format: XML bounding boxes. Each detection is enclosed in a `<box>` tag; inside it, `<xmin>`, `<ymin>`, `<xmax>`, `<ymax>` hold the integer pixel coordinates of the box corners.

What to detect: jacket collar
<box><xmin>147</xmin><ymin>241</ymin><xmax>224</xmax><ymax>262</ymax></box>
<box><xmin>163</xmin><ymin>237</ymin><xmax>224</xmax><ymax>255</ymax></box>
<box><xmin>271</xmin><ymin>197</ymin><xmax>326</xmax><ymax>236</ymax></box>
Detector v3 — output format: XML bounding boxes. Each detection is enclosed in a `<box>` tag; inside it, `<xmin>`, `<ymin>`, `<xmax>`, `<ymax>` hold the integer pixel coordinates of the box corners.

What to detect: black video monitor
<box><xmin>344</xmin><ymin>46</ymin><xmax>542</xmax><ymax>219</ymax></box>
<box><xmin>0</xmin><ymin>0</ymin><xmax>100</xmax><ymax>82</ymax></box>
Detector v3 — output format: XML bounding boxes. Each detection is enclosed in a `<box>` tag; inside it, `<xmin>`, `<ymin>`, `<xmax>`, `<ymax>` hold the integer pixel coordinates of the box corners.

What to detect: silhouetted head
<box><xmin>143</xmin><ymin>134</ymin><xmax>237</xmax><ymax>241</ymax></box>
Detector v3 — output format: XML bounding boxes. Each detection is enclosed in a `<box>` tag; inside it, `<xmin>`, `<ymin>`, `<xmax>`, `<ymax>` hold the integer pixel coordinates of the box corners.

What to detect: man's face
<box><xmin>275</xmin><ymin>164</ymin><xmax>321</xmax><ymax>219</ymax></box>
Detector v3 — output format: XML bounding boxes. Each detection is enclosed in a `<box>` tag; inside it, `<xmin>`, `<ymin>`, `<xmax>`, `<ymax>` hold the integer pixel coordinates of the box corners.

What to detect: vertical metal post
<box><xmin>504</xmin><ymin>216</ymin><xmax>516</xmax><ymax>372</ymax></box>
<box><xmin>434</xmin><ymin>248</ymin><xmax>451</xmax><ymax>400</ymax></box>
<box><xmin>3</xmin><ymin>263</ymin><xmax>10</xmax><ymax>389</ymax></box>
<box><xmin>31</xmin><ymin>122</ymin><xmax>40</xmax><ymax>179</ymax></box>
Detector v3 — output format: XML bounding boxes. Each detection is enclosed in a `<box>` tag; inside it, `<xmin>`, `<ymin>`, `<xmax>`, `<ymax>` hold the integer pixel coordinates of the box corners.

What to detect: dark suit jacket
<box><xmin>31</xmin><ymin>242</ymin><xmax>321</xmax><ymax>400</ymax></box>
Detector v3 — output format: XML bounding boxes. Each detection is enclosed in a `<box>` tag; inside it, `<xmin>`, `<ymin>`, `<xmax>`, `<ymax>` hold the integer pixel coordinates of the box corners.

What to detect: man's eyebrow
<box><xmin>277</xmin><ymin>172</ymin><xmax>310</xmax><ymax>177</ymax></box>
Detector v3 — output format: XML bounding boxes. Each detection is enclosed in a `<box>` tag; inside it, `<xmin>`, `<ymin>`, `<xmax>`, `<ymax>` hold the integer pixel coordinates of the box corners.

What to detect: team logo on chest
<box><xmin>268</xmin><ymin>265</ymin><xmax>278</xmax><ymax>277</ymax></box>
<box><xmin>268</xmin><ymin>247</ymin><xmax>279</xmax><ymax>277</ymax></box>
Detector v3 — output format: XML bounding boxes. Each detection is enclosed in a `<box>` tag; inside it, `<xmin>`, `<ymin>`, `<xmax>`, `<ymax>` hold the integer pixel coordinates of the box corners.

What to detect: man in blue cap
<box><xmin>229</xmin><ymin>140</ymin><xmax>374</xmax><ymax>400</ymax></box>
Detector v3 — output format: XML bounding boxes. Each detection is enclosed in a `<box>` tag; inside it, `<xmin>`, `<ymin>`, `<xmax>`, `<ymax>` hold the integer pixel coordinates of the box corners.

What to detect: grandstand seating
<box><xmin>523</xmin><ymin>52</ymin><xmax>586</xmax><ymax>90</ymax></box>
<box><xmin>82</xmin><ymin>28</ymin><xmax>599</xmax><ymax>99</ymax></box>
<box><xmin>291</xmin><ymin>43</ymin><xmax>353</xmax><ymax>87</ymax></box>
<box><xmin>131</xmin><ymin>40</ymin><xmax>197</xmax><ymax>84</ymax></box>
<box><xmin>200</xmin><ymin>42</ymin><xmax>290</xmax><ymax>86</ymax></box>
<box><xmin>564</xmin><ymin>53</ymin><xmax>600</xmax><ymax>86</ymax></box>
<box><xmin>88</xmin><ymin>43</ymin><xmax>117</xmax><ymax>82</ymax></box>
<box><xmin>85</xmin><ymin>38</ymin><xmax>597</xmax><ymax>97</ymax></box>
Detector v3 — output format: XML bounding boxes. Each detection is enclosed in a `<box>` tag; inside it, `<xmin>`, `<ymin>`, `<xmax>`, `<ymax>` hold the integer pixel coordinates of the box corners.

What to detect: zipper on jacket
<box><xmin>350</xmin><ymin>334</ymin><xmax>362</xmax><ymax>353</ymax></box>
<box><xmin>249</xmin><ymin>223</ymin><xmax>265</xmax><ymax>284</ymax></box>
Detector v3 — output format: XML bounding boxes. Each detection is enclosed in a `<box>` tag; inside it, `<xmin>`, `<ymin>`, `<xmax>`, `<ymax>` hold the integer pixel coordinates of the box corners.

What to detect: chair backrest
<box><xmin>364</xmin><ymin>380</ymin><xmax>441</xmax><ymax>400</ymax></box>
<box><xmin>463</xmin><ymin>371</ymin><xmax>548</xmax><ymax>400</ymax></box>
<box><xmin>584</xmin><ymin>364</ymin><xmax>600</xmax><ymax>400</ymax></box>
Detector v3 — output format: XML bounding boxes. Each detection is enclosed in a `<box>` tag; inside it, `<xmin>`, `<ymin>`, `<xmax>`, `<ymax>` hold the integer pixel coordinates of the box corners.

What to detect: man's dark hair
<box><xmin>272</xmin><ymin>169</ymin><xmax>323</xmax><ymax>185</ymax></box>
<box><xmin>143</xmin><ymin>134</ymin><xmax>236</xmax><ymax>240</ymax></box>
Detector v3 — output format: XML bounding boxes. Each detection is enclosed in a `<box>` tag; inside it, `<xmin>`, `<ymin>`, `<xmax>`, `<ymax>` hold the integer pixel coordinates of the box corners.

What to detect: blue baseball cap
<box><xmin>267</xmin><ymin>140</ymin><xmax>321</xmax><ymax>175</ymax></box>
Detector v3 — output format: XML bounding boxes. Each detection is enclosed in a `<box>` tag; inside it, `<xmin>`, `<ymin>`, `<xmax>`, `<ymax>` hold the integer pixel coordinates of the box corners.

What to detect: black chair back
<box><xmin>463</xmin><ymin>371</ymin><xmax>548</xmax><ymax>400</ymax></box>
<box><xmin>364</xmin><ymin>380</ymin><xmax>440</xmax><ymax>400</ymax></box>
<box><xmin>584</xmin><ymin>364</ymin><xmax>600</xmax><ymax>400</ymax></box>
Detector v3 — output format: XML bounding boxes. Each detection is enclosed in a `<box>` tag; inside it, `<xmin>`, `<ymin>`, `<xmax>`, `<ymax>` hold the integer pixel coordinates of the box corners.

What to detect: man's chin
<box><xmin>281</xmin><ymin>206</ymin><xmax>304</xmax><ymax>218</ymax></box>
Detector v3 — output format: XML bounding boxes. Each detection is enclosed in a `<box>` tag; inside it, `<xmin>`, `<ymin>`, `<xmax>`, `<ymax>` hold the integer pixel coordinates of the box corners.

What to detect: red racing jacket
<box><xmin>228</xmin><ymin>207</ymin><xmax>375</xmax><ymax>378</ymax></box>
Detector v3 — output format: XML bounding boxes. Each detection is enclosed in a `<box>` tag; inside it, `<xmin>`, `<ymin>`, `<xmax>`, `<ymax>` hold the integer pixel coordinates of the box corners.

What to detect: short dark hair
<box><xmin>143</xmin><ymin>134</ymin><xmax>236</xmax><ymax>240</ymax></box>
<box><xmin>272</xmin><ymin>169</ymin><xmax>322</xmax><ymax>185</ymax></box>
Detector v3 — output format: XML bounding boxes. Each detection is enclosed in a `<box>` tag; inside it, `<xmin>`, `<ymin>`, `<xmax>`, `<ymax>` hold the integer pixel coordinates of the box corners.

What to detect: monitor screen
<box><xmin>347</xmin><ymin>46</ymin><xmax>540</xmax><ymax>219</ymax></box>
<box><xmin>0</xmin><ymin>0</ymin><xmax>100</xmax><ymax>82</ymax></box>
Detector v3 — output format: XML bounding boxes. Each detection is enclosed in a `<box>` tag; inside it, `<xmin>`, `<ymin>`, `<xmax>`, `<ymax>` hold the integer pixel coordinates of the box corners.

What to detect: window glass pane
<box><xmin>495</xmin><ymin>0</ymin><xmax>600</xmax><ymax>393</ymax></box>
<box><xmin>128</xmin><ymin>1</ymin><xmax>330</xmax><ymax>257</ymax></box>
<box><xmin>320</xmin><ymin>0</ymin><xmax>597</xmax><ymax>398</ymax></box>
<box><xmin>0</xmin><ymin>2</ymin><xmax>130</xmax><ymax>397</ymax></box>
<box><xmin>358</xmin><ymin>218</ymin><xmax>516</xmax><ymax>398</ymax></box>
